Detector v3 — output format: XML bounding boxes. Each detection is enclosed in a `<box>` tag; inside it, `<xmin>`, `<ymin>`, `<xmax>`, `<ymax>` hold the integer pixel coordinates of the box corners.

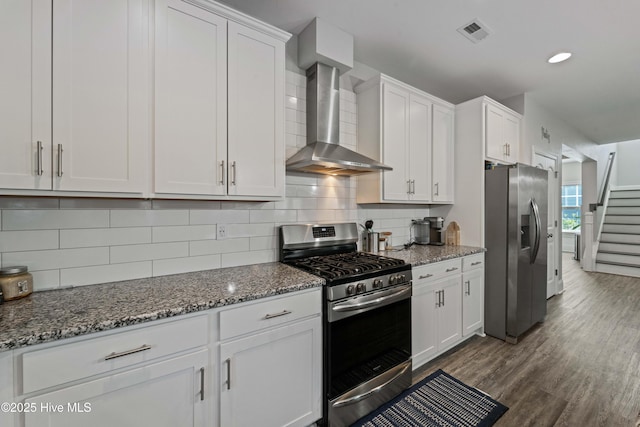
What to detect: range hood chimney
<box><xmin>286</xmin><ymin>19</ymin><xmax>391</xmax><ymax>176</ymax></box>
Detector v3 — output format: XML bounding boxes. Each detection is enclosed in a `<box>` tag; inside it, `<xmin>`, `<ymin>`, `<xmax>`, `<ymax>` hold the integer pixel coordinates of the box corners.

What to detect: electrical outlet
<box><xmin>218</xmin><ymin>225</ymin><xmax>226</xmax><ymax>239</ymax></box>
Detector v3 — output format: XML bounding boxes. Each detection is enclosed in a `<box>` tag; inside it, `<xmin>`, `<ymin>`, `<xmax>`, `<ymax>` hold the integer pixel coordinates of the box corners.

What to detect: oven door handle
<box><xmin>332</xmin><ymin>360</ymin><xmax>412</xmax><ymax>408</ymax></box>
<box><xmin>332</xmin><ymin>285</ymin><xmax>412</xmax><ymax>313</ymax></box>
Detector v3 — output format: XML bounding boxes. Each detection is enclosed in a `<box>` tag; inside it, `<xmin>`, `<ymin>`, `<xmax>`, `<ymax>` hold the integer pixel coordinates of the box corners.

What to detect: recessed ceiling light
<box><xmin>548</xmin><ymin>52</ymin><xmax>572</xmax><ymax>64</ymax></box>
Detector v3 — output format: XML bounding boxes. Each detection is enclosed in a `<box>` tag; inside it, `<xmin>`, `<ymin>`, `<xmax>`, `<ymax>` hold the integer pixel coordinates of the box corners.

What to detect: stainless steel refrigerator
<box><xmin>485</xmin><ymin>163</ymin><xmax>548</xmax><ymax>343</ymax></box>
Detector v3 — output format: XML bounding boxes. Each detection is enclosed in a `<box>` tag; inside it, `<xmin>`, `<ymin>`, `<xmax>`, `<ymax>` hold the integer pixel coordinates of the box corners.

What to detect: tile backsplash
<box><xmin>0</xmin><ymin>71</ymin><xmax>429</xmax><ymax>291</ymax></box>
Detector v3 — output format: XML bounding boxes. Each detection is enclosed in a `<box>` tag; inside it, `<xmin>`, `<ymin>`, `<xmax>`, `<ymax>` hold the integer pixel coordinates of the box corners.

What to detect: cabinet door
<box><xmin>503</xmin><ymin>111</ymin><xmax>520</xmax><ymax>163</ymax></box>
<box><xmin>25</xmin><ymin>350</ymin><xmax>209</xmax><ymax>427</ymax></box>
<box><xmin>412</xmin><ymin>281</ymin><xmax>438</xmax><ymax>369</ymax></box>
<box><xmin>382</xmin><ymin>82</ymin><xmax>411</xmax><ymax>201</ymax></box>
<box><xmin>485</xmin><ymin>104</ymin><xmax>506</xmax><ymax>161</ymax></box>
<box><xmin>462</xmin><ymin>268</ymin><xmax>484</xmax><ymax>337</ymax></box>
<box><xmin>437</xmin><ymin>276</ymin><xmax>462</xmax><ymax>349</ymax></box>
<box><xmin>408</xmin><ymin>94</ymin><xmax>431</xmax><ymax>202</ymax></box>
<box><xmin>154</xmin><ymin>0</ymin><xmax>227</xmax><ymax>196</ymax></box>
<box><xmin>227</xmin><ymin>22</ymin><xmax>285</xmax><ymax>197</ymax></box>
<box><xmin>431</xmin><ymin>104</ymin><xmax>454</xmax><ymax>202</ymax></box>
<box><xmin>52</xmin><ymin>0</ymin><xmax>148</xmax><ymax>193</ymax></box>
<box><xmin>220</xmin><ymin>317</ymin><xmax>321</xmax><ymax>427</ymax></box>
<box><xmin>0</xmin><ymin>0</ymin><xmax>51</xmax><ymax>190</ymax></box>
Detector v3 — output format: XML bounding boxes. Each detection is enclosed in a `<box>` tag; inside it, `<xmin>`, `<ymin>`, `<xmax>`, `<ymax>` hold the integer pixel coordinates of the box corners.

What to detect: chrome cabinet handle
<box><xmin>434</xmin><ymin>182</ymin><xmax>439</xmax><ymax>196</ymax></box>
<box><xmin>231</xmin><ymin>161</ymin><xmax>236</xmax><ymax>186</ymax></box>
<box><xmin>199</xmin><ymin>367</ymin><xmax>205</xmax><ymax>401</ymax></box>
<box><xmin>333</xmin><ymin>285</ymin><xmax>412</xmax><ymax>313</ymax></box>
<box><xmin>465</xmin><ymin>280</ymin><xmax>471</xmax><ymax>295</ymax></box>
<box><xmin>332</xmin><ymin>361</ymin><xmax>411</xmax><ymax>408</ymax></box>
<box><xmin>57</xmin><ymin>144</ymin><xmax>63</xmax><ymax>177</ymax></box>
<box><xmin>263</xmin><ymin>310</ymin><xmax>292</xmax><ymax>320</ymax></box>
<box><xmin>442</xmin><ymin>289</ymin><xmax>445</xmax><ymax>306</ymax></box>
<box><xmin>220</xmin><ymin>160</ymin><xmax>225</xmax><ymax>185</ymax></box>
<box><xmin>445</xmin><ymin>267</ymin><xmax>458</xmax><ymax>272</ymax></box>
<box><xmin>225</xmin><ymin>358</ymin><xmax>232</xmax><ymax>390</ymax></box>
<box><xmin>36</xmin><ymin>141</ymin><xmax>44</xmax><ymax>175</ymax></box>
<box><xmin>104</xmin><ymin>344</ymin><xmax>151</xmax><ymax>361</ymax></box>
<box><xmin>418</xmin><ymin>274</ymin><xmax>433</xmax><ymax>279</ymax></box>
<box><xmin>411</xmin><ymin>180</ymin><xmax>415</xmax><ymax>194</ymax></box>
<box><xmin>407</xmin><ymin>180</ymin><xmax>411</xmax><ymax>194</ymax></box>
<box><xmin>471</xmin><ymin>261</ymin><xmax>482</xmax><ymax>266</ymax></box>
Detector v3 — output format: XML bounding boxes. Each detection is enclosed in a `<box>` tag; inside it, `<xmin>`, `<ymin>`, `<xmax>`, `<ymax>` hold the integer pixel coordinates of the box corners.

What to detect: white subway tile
<box><xmin>250</xmin><ymin>210</ymin><xmax>296</xmax><ymax>224</ymax></box>
<box><xmin>317</xmin><ymin>198</ymin><xmax>351</xmax><ymax>210</ymax></box>
<box><xmin>295</xmin><ymin>123</ymin><xmax>306</xmax><ymax>136</ymax></box>
<box><xmin>152</xmin><ymin>200</ymin><xmax>221</xmax><ymax>210</ymax></box>
<box><xmin>0</xmin><ymin>197</ymin><xmax>59</xmax><ymax>209</ymax></box>
<box><xmin>2</xmin><ymin>210</ymin><xmax>109</xmax><ymax>231</ymax></box>
<box><xmin>0</xmin><ymin>230</ymin><xmax>59</xmax><ymax>252</ymax></box>
<box><xmin>335</xmin><ymin>209</ymin><xmax>358</xmax><ymax>221</ymax></box>
<box><xmin>226</xmin><ymin>223</ymin><xmax>275</xmax><ymax>238</ymax></box>
<box><xmin>250</xmin><ymin>236</ymin><xmax>277</xmax><ymax>251</ymax></box>
<box><xmin>110</xmin><ymin>210</ymin><xmax>189</xmax><ymax>227</ymax></box>
<box><xmin>32</xmin><ymin>270</ymin><xmax>60</xmax><ymax>291</ymax></box>
<box><xmin>296</xmin><ymin>110</ymin><xmax>305</xmax><ymax>124</ymax></box>
<box><xmin>3</xmin><ymin>247</ymin><xmax>109</xmax><ymax>271</ymax></box>
<box><xmin>221</xmin><ymin>250</ymin><xmax>276</xmax><ymax>268</ymax></box>
<box><xmin>297</xmin><ymin>210</ymin><xmax>336</xmax><ymax>222</ymax></box>
<box><xmin>111</xmin><ymin>242</ymin><xmax>188</xmax><ymax>263</ymax></box>
<box><xmin>286</xmin><ymin>174</ymin><xmax>318</xmax><ymax>186</ymax></box>
<box><xmin>296</xmin><ymin>135</ymin><xmax>306</xmax><ymax>147</ymax></box>
<box><xmin>285</xmin><ymin>82</ymin><xmax>296</xmax><ymax>97</ymax></box>
<box><xmin>59</xmin><ymin>199</ymin><xmax>151</xmax><ymax>210</ymax></box>
<box><xmin>274</xmin><ymin>197</ymin><xmax>317</xmax><ymax>210</ymax></box>
<box><xmin>189</xmin><ymin>210</ymin><xmax>250</xmax><ymax>225</ymax></box>
<box><xmin>60</xmin><ymin>227</ymin><xmax>151</xmax><ymax>248</ymax></box>
<box><xmin>189</xmin><ymin>238</ymin><xmax>249</xmax><ymax>256</ymax></box>
<box><xmin>285</xmin><ymin>107</ymin><xmax>297</xmax><ymax>122</ymax></box>
<box><xmin>61</xmin><ymin>262</ymin><xmax>152</xmax><ymax>287</ymax></box>
<box><xmin>286</xmin><ymin>96</ymin><xmax>299</xmax><ymax>109</ymax></box>
<box><xmin>285</xmin><ymin>132</ymin><xmax>297</xmax><ymax>148</ymax></box>
<box><xmin>152</xmin><ymin>225</ymin><xmax>217</xmax><ymax>243</ymax></box>
<box><xmin>296</xmin><ymin>85</ymin><xmax>306</xmax><ymax>100</ymax></box>
<box><xmin>291</xmin><ymin>185</ymin><xmax>321</xmax><ymax>198</ymax></box>
<box><xmin>153</xmin><ymin>255</ymin><xmax>220</xmax><ymax>277</ymax></box>
<box><xmin>219</xmin><ymin>201</ymin><xmax>274</xmax><ymax>210</ymax></box>
<box><xmin>285</xmin><ymin>120</ymin><xmax>297</xmax><ymax>135</ymax></box>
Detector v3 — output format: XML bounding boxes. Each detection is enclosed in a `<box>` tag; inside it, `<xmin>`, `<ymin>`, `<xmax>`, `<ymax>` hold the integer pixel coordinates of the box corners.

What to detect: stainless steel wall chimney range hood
<box><xmin>286</xmin><ymin>63</ymin><xmax>392</xmax><ymax>176</ymax></box>
<box><xmin>286</xmin><ymin>18</ymin><xmax>391</xmax><ymax>176</ymax></box>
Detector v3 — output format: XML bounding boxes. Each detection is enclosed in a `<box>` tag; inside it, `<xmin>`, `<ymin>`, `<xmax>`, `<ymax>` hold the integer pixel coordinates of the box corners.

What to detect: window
<box><xmin>561</xmin><ymin>184</ymin><xmax>582</xmax><ymax>230</ymax></box>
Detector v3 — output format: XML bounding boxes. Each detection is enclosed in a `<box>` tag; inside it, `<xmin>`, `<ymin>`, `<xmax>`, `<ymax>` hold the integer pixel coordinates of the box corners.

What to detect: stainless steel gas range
<box><xmin>280</xmin><ymin>223</ymin><xmax>412</xmax><ymax>427</ymax></box>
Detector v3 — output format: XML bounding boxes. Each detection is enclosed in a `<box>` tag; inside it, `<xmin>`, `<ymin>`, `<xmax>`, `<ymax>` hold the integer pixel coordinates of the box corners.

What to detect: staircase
<box><xmin>596</xmin><ymin>189</ymin><xmax>640</xmax><ymax>277</ymax></box>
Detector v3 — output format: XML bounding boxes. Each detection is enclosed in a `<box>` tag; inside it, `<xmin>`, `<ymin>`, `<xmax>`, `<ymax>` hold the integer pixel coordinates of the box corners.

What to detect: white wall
<box><xmin>615</xmin><ymin>139</ymin><xmax>640</xmax><ymax>187</ymax></box>
<box><xmin>0</xmin><ymin>70</ymin><xmax>429</xmax><ymax>291</ymax></box>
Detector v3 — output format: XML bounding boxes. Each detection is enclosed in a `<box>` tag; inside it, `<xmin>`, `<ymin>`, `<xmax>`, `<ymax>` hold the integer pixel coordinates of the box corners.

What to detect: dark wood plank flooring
<box><xmin>413</xmin><ymin>253</ymin><xmax>640</xmax><ymax>426</ymax></box>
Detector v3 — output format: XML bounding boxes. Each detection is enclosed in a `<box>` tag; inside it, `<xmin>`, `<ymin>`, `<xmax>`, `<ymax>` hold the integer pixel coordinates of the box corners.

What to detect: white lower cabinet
<box><xmin>218</xmin><ymin>289</ymin><xmax>322</xmax><ymax>427</ymax></box>
<box><xmin>24</xmin><ymin>350</ymin><xmax>209</xmax><ymax>427</ymax></box>
<box><xmin>412</xmin><ymin>255</ymin><xmax>484</xmax><ymax>370</ymax></box>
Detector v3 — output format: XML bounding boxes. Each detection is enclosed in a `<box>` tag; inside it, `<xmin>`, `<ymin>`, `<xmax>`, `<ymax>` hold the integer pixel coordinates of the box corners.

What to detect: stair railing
<box><xmin>584</xmin><ymin>151</ymin><xmax>615</xmax><ymax>270</ymax></box>
<box><xmin>594</xmin><ymin>151</ymin><xmax>616</xmax><ymax>210</ymax></box>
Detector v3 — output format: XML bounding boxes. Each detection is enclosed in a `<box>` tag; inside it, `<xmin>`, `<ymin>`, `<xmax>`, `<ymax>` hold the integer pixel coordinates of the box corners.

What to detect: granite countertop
<box><xmin>0</xmin><ymin>263</ymin><xmax>323</xmax><ymax>353</ymax></box>
<box><xmin>382</xmin><ymin>244</ymin><xmax>485</xmax><ymax>267</ymax></box>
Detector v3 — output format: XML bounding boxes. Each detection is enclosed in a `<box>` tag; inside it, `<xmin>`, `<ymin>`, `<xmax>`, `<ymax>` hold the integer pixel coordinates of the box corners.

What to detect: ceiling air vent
<box><xmin>457</xmin><ymin>19</ymin><xmax>492</xmax><ymax>44</ymax></box>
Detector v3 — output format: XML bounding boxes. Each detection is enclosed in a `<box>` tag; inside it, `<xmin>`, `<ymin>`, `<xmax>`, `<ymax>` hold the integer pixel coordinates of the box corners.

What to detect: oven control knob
<box><xmin>372</xmin><ymin>279</ymin><xmax>383</xmax><ymax>289</ymax></box>
<box><xmin>400</xmin><ymin>274</ymin><xmax>407</xmax><ymax>283</ymax></box>
<box><xmin>389</xmin><ymin>275</ymin><xmax>397</xmax><ymax>286</ymax></box>
<box><xmin>346</xmin><ymin>284</ymin><xmax>356</xmax><ymax>296</ymax></box>
<box><xmin>356</xmin><ymin>283</ymin><xmax>366</xmax><ymax>294</ymax></box>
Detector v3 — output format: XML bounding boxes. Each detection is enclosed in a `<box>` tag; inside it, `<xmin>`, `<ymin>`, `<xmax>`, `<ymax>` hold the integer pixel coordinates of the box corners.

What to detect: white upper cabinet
<box><xmin>356</xmin><ymin>74</ymin><xmax>454</xmax><ymax>204</ymax></box>
<box><xmin>154</xmin><ymin>0</ymin><xmax>288</xmax><ymax>200</ymax></box>
<box><xmin>0</xmin><ymin>0</ymin><xmax>51</xmax><ymax>191</ymax></box>
<box><xmin>154</xmin><ymin>0</ymin><xmax>227</xmax><ymax>196</ymax></box>
<box><xmin>431</xmin><ymin>103</ymin><xmax>454</xmax><ymax>203</ymax></box>
<box><xmin>1</xmin><ymin>0</ymin><xmax>149</xmax><ymax>195</ymax></box>
<box><xmin>485</xmin><ymin>102</ymin><xmax>521</xmax><ymax>164</ymax></box>
<box><xmin>227</xmin><ymin>22</ymin><xmax>285</xmax><ymax>198</ymax></box>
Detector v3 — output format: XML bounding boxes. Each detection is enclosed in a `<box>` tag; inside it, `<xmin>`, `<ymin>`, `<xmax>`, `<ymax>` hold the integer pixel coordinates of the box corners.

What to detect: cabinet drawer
<box><xmin>463</xmin><ymin>253</ymin><xmax>485</xmax><ymax>271</ymax></box>
<box><xmin>21</xmin><ymin>315</ymin><xmax>208</xmax><ymax>394</ymax></box>
<box><xmin>413</xmin><ymin>258</ymin><xmax>462</xmax><ymax>283</ymax></box>
<box><xmin>219</xmin><ymin>289</ymin><xmax>321</xmax><ymax>341</ymax></box>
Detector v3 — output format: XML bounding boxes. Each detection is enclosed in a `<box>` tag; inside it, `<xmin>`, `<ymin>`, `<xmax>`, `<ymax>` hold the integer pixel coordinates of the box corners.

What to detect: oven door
<box><xmin>326</xmin><ymin>284</ymin><xmax>412</xmax><ymax>426</ymax></box>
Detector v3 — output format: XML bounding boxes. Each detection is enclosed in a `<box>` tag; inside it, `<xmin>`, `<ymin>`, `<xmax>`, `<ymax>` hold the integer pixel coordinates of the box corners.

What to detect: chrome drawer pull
<box><xmin>57</xmin><ymin>144</ymin><xmax>63</xmax><ymax>177</ymax></box>
<box><xmin>104</xmin><ymin>344</ymin><xmax>151</xmax><ymax>361</ymax></box>
<box><xmin>36</xmin><ymin>141</ymin><xmax>44</xmax><ymax>175</ymax></box>
<box><xmin>263</xmin><ymin>310</ymin><xmax>292</xmax><ymax>320</ymax></box>
<box><xmin>226</xmin><ymin>358</ymin><xmax>232</xmax><ymax>390</ymax></box>
<box><xmin>418</xmin><ymin>274</ymin><xmax>433</xmax><ymax>279</ymax></box>
<box><xmin>199</xmin><ymin>367</ymin><xmax>205</xmax><ymax>401</ymax></box>
<box><xmin>445</xmin><ymin>267</ymin><xmax>458</xmax><ymax>272</ymax></box>
<box><xmin>220</xmin><ymin>160</ymin><xmax>225</xmax><ymax>185</ymax></box>
<box><xmin>471</xmin><ymin>261</ymin><xmax>482</xmax><ymax>266</ymax></box>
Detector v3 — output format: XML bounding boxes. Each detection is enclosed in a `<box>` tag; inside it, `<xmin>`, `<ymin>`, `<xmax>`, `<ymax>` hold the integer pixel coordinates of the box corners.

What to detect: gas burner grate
<box><xmin>289</xmin><ymin>252</ymin><xmax>405</xmax><ymax>280</ymax></box>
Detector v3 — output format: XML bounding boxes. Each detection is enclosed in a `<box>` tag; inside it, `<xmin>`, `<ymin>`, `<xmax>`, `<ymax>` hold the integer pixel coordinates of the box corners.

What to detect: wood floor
<box><xmin>414</xmin><ymin>253</ymin><xmax>640</xmax><ymax>426</ymax></box>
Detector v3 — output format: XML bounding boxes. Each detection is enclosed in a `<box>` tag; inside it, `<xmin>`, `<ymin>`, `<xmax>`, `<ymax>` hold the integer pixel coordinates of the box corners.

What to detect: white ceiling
<box><xmin>217</xmin><ymin>0</ymin><xmax>640</xmax><ymax>145</ymax></box>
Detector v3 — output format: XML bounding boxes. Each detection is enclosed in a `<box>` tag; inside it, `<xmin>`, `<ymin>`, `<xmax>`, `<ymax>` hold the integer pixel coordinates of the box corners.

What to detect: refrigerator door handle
<box><xmin>530</xmin><ymin>198</ymin><xmax>542</xmax><ymax>264</ymax></box>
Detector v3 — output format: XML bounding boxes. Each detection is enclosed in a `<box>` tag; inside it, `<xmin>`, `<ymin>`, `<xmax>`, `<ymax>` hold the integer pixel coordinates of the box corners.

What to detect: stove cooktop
<box><xmin>287</xmin><ymin>252</ymin><xmax>408</xmax><ymax>283</ymax></box>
